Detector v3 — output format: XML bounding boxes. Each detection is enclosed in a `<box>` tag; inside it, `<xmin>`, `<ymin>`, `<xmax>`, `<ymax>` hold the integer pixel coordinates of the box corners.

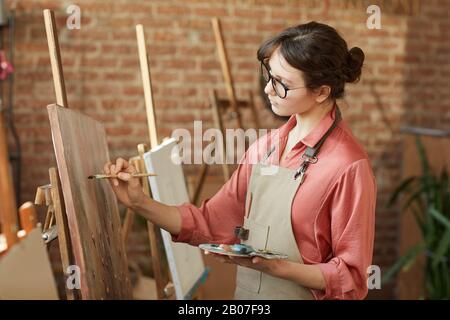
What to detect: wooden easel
<box><xmin>30</xmin><ymin>9</ymin><xmax>80</xmax><ymax>300</ymax></box>
<box><xmin>40</xmin><ymin>9</ymin><xmax>133</xmax><ymax>300</ymax></box>
<box><xmin>0</xmin><ymin>112</ymin><xmax>19</xmax><ymax>251</ymax></box>
<box><xmin>191</xmin><ymin>18</ymin><xmax>261</xmax><ymax>205</ymax></box>
<box><xmin>35</xmin><ymin>167</ymin><xmax>76</xmax><ymax>300</ymax></box>
<box><xmin>118</xmin><ymin>24</ymin><xmax>174</xmax><ymax>300</ymax></box>
<box><xmin>121</xmin><ymin>24</ymin><xmax>208</xmax><ymax>300</ymax></box>
<box><xmin>211</xmin><ymin>17</ymin><xmax>260</xmax><ymax>129</ymax></box>
<box><xmin>39</xmin><ymin>11</ymin><xmax>203</xmax><ymax>300</ymax></box>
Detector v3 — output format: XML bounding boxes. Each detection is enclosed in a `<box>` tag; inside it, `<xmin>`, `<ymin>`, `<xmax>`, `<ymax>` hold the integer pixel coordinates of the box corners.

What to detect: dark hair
<box><xmin>257</xmin><ymin>21</ymin><xmax>364</xmax><ymax>100</ymax></box>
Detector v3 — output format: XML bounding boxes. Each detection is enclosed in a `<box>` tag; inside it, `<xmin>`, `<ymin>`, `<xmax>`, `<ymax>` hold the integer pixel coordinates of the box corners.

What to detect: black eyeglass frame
<box><xmin>260</xmin><ymin>60</ymin><xmax>307</xmax><ymax>99</ymax></box>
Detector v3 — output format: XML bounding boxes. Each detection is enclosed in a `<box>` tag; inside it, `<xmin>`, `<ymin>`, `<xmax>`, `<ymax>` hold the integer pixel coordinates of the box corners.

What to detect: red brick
<box><xmin>115</xmin><ymin>3</ymin><xmax>153</xmax><ymax>14</ymax></box>
<box><xmin>270</xmin><ymin>9</ymin><xmax>301</xmax><ymax>21</ymax></box>
<box><xmin>148</xmin><ymin>45</ymin><xmax>177</xmax><ymax>55</ymax></box>
<box><xmin>234</xmin><ymin>8</ymin><xmax>267</xmax><ymax>19</ymax></box>
<box><xmin>120</xmin><ymin>114</ymin><xmax>148</xmax><ymax>122</ymax></box>
<box><xmin>194</xmin><ymin>7</ymin><xmax>229</xmax><ymax>17</ymax></box>
<box><xmin>199</xmin><ymin>60</ymin><xmax>220</xmax><ymax>70</ymax></box>
<box><xmin>120</xmin><ymin>58</ymin><xmax>140</xmax><ymax>68</ymax></box>
<box><xmin>81</xmin><ymin>57</ymin><xmax>118</xmax><ymax>68</ymax></box>
<box><xmin>105</xmin><ymin>126</ymin><xmax>133</xmax><ymax>136</ymax></box>
<box><xmin>156</xmin><ymin>5</ymin><xmax>190</xmax><ymax>15</ymax></box>
<box><xmin>161</xmin><ymin>59</ymin><xmax>197</xmax><ymax>69</ymax></box>
<box><xmin>102</xmin><ymin>72</ymin><xmax>135</xmax><ymax>81</ymax></box>
<box><xmin>101</xmin><ymin>44</ymin><xmax>133</xmax><ymax>55</ymax></box>
<box><xmin>231</xmin><ymin>34</ymin><xmax>263</xmax><ymax>45</ymax></box>
<box><xmin>153</xmin><ymin>31</ymin><xmax>180</xmax><ymax>42</ymax></box>
<box><xmin>78</xmin><ymin>3</ymin><xmax>115</xmax><ymax>12</ymax></box>
<box><xmin>177</xmin><ymin>19</ymin><xmax>211</xmax><ymax>30</ymax></box>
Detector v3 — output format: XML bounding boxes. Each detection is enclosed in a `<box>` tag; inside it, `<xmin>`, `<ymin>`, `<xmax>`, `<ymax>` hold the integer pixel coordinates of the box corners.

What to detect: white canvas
<box><xmin>144</xmin><ymin>137</ymin><xmax>206</xmax><ymax>300</ymax></box>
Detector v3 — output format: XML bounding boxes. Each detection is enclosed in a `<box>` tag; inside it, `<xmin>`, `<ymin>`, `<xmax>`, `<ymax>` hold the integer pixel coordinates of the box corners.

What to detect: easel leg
<box><xmin>122</xmin><ymin>208</ymin><xmax>135</xmax><ymax>245</ymax></box>
<box><xmin>248</xmin><ymin>90</ymin><xmax>261</xmax><ymax>129</ymax></box>
<box><xmin>210</xmin><ymin>89</ymin><xmax>231</xmax><ymax>181</ymax></box>
<box><xmin>192</xmin><ymin>164</ymin><xmax>209</xmax><ymax>207</ymax></box>
<box><xmin>49</xmin><ymin>167</ymin><xmax>78</xmax><ymax>300</ymax></box>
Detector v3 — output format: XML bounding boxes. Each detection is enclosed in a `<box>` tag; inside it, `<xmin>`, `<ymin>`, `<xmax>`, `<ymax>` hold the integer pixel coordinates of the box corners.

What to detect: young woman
<box><xmin>104</xmin><ymin>21</ymin><xmax>377</xmax><ymax>300</ymax></box>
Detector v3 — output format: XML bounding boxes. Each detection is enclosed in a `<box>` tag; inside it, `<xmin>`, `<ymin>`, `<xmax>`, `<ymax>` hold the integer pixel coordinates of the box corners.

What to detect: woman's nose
<box><xmin>264</xmin><ymin>79</ymin><xmax>275</xmax><ymax>96</ymax></box>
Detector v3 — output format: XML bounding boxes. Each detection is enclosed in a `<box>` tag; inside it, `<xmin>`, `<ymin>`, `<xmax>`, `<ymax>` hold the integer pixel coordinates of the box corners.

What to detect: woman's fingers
<box><xmin>117</xmin><ymin>172</ymin><xmax>132</xmax><ymax>181</ymax></box>
<box><xmin>110</xmin><ymin>164</ymin><xmax>119</xmax><ymax>186</ymax></box>
<box><xmin>103</xmin><ymin>162</ymin><xmax>116</xmax><ymax>188</ymax></box>
<box><xmin>114</xmin><ymin>158</ymin><xmax>129</xmax><ymax>174</ymax></box>
<box><xmin>125</xmin><ymin>164</ymin><xmax>137</xmax><ymax>174</ymax></box>
<box><xmin>103</xmin><ymin>161</ymin><xmax>112</xmax><ymax>174</ymax></box>
<box><xmin>106</xmin><ymin>158</ymin><xmax>137</xmax><ymax>187</ymax></box>
<box><xmin>219</xmin><ymin>244</ymin><xmax>232</xmax><ymax>252</ymax></box>
<box><xmin>117</xmin><ymin>167</ymin><xmax>140</xmax><ymax>188</ymax></box>
<box><xmin>204</xmin><ymin>250</ymin><xmax>233</xmax><ymax>264</ymax></box>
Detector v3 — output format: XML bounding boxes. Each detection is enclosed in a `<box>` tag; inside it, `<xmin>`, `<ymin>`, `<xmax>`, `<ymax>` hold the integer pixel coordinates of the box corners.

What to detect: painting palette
<box><xmin>199</xmin><ymin>244</ymin><xmax>288</xmax><ymax>260</ymax></box>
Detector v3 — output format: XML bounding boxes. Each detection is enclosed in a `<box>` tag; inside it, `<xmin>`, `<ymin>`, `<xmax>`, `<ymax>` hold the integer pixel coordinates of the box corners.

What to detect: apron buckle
<box><xmin>294</xmin><ymin>170</ymin><xmax>306</xmax><ymax>184</ymax></box>
<box><xmin>234</xmin><ymin>226</ymin><xmax>249</xmax><ymax>240</ymax></box>
<box><xmin>301</xmin><ymin>154</ymin><xmax>318</xmax><ymax>164</ymax></box>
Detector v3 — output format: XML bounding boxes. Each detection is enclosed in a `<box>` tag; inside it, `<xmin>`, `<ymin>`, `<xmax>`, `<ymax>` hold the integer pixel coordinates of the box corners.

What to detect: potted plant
<box><xmin>382</xmin><ymin>136</ymin><xmax>450</xmax><ymax>299</ymax></box>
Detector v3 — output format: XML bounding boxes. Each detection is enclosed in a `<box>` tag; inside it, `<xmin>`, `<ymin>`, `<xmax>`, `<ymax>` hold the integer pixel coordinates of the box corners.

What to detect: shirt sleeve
<box><xmin>313</xmin><ymin>159</ymin><xmax>377</xmax><ymax>300</ymax></box>
<box><xmin>171</xmin><ymin>152</ymin><xmax>252</xmax><ymax>246</ymax></box>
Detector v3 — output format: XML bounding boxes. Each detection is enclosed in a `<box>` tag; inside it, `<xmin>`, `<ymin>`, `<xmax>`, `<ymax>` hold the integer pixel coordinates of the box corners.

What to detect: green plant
<box><xmin>382</xmin><ymin>136</ymin><xmax>450</xmax><ymax>299</ymax></box>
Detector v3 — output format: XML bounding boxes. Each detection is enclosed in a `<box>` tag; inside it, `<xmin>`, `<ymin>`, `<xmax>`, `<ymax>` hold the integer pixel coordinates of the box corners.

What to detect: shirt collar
<box><xmin>278</xmin><ymin>103</ymin><xmax>338</xmax><ymax>148</ymax></box>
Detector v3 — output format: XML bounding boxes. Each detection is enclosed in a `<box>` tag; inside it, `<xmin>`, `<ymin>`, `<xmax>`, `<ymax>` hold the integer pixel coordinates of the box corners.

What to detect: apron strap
<box><xmin>261</xmin><ymin>145</ymin><xmax>276</xmax><ymax>164</ymax></box>
<box><xmin>294</xmin><ymin>106</ymin><xmax>342</xmax><ymax>182</ymax></box>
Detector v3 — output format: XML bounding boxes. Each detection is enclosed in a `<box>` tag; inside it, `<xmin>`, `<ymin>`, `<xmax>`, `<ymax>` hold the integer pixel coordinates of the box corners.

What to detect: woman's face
<box><xmin>264</xmin><ymin>48</ymin><xmax>322</xmax><ymax>117</ymax></box>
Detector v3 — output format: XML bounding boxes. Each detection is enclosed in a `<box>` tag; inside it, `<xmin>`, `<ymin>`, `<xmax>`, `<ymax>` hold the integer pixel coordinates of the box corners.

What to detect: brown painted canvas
<box><xmin>47</xmin><ymin>104</ymin><xmax>132</xmax><ymax>300</ymax></box>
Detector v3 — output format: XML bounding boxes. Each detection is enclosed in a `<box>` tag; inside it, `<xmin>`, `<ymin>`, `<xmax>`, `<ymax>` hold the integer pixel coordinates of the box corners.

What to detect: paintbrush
<box><xmin>88</xmin><ymin>173</ymin><xmax>157</xmax><ymax>180</ymax></box>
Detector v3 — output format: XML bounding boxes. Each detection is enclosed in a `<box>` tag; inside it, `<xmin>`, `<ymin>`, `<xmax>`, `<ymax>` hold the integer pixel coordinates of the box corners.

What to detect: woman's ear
<box><xmin>314</xmin><ymin>85</ymin><xmax>331</xmax><ymax>103</ymax></box>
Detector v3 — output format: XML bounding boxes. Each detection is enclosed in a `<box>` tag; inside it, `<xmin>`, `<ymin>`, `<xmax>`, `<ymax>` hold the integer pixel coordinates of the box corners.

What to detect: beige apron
<box><xmin>234</xmin><ymin>106</ymin><xmax>342</xmax><ymax>300</ymax></box>
<box><xmin>234</xmin><ymin>161</ymin><xmax>314</xmax><ymax>300</ymax></box>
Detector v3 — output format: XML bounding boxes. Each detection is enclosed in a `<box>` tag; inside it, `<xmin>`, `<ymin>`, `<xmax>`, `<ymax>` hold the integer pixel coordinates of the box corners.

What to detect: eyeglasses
<box><xmin>260</xmin><ymin>61</ymin><xmax>307</xmax><ymax>99</ymax></box>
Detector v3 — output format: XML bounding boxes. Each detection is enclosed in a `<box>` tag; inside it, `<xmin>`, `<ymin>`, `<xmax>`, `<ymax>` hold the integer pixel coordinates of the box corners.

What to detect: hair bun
<box><xmin>344</xmin><ymin>47</ymin><xmax>365</xmax><ymax>83</ymax></box>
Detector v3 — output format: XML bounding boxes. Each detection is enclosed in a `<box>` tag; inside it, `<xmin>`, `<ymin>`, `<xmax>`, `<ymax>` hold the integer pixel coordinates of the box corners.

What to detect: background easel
<box><xmin>122</xmin><ymin>24</ymin><xmax>207</xmax><ymax>300</ymax></box>
<box><xmin>120</xmin><ymin>24</ymin><xmax>174</xmax><ymax>300</ymax></box>
<box><xmin>191</xmin><ymin>17</ymin><xmax>261</xmax><ymax>206</ymax></box>
<box><xmin>211</xmin><ymin>17</ymin><xmax>261</xmax><ymax>130</ymax></box>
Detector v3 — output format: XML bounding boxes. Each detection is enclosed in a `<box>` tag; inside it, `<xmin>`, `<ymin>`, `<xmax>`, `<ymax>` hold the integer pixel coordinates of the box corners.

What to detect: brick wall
<box><xmin>3</xmin><ymin>0</ymin><xmax>450</xmax><ymax>299</ymax></box>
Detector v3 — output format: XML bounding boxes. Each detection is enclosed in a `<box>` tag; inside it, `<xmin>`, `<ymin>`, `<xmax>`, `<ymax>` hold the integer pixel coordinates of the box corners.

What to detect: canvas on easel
<box><xmin>143</xmin><ymin>137</ymin><xmax>207</xmax><ymax>300</ymax></box>
<box><xmin>48</xmin><ymin>104</ymin><xmax>132</xmax><ymax>300</ymax></box>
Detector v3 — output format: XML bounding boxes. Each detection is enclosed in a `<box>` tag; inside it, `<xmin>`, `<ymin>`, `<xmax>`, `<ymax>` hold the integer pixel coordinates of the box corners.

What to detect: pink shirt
<box><xmin>173</xmin><ymin>105</ymin><xmax>377</xmax><ymax>300</ymax></box>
